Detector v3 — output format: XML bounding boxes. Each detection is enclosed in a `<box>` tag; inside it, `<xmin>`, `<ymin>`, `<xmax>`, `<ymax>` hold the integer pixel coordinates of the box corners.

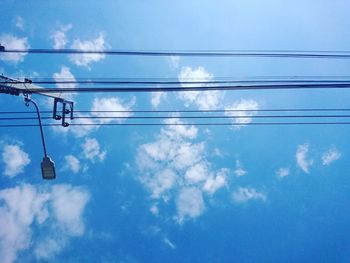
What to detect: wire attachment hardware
<box><xmin>53</xmin><ymin>98</ymin><xmax>74</xmax><ymax>127</ymax></box>
<box><xmin>23</xmin><ymin>92</ymin><xmax>32</xmax><ymax>107</ymax></box>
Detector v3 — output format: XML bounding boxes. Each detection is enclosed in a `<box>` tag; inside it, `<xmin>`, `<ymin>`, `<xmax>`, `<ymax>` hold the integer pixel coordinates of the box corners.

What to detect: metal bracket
<box><xmin>23</xmin><ymin>92</ymin><xmax>32</xmax><ymax>106</ymax></box>
<box><xmin>53</xmin><ymin>98</ymin><xmax>74</xmax><ymax>127</ymax></box>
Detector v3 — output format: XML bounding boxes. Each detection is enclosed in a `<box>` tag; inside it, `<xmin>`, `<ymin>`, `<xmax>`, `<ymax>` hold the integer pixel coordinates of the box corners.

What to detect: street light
<box><xmin>24</xmin><ymin>95</ymin><xmax>56</xmax><ymax>180</ymax></box>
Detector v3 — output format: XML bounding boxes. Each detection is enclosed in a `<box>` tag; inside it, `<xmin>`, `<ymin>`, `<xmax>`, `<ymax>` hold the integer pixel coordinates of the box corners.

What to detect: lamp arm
<box><xmin>24</xmin><ymin>96</ymin><xmax>48</xmax><ymax>157</ymax></box>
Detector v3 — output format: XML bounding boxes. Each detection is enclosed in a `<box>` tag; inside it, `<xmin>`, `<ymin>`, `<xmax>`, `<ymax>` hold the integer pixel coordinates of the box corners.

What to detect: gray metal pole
<box><xmin>25</xmin><ymin>97</ymin><xmax>48</xmax><ymax>157</ymax></box>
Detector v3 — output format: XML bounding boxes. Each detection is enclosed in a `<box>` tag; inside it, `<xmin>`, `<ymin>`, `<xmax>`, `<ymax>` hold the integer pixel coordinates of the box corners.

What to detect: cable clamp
<box><xmin>53</xmin><ymin>98</ymin><xmax>74</xmax><ymax>127</ymax></box>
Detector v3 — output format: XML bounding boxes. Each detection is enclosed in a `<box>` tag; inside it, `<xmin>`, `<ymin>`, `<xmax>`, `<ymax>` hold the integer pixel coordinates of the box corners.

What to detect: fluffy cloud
<box><xmin>176</xmin><ymin>187</ymin><xmax>205</xmax><ymax>223</ymax></box>
<box><xmin>52</xmin><ymin>66</ymin><xmax>77</xmax><ymax>100</ymax></box>
<box><xmin>51</xmin><ymin>24</ymin><xmax>72</xmax><ymax>49</ymax></box>
<box><xmin>0</xmin><ymin>34</ymin><xmax>29</xmax><ymax>63</ymax></box>
<box><xmin>14</xmin><ymin>16</ymin><xmax>25</xmax><ymax>30</ymax></box>
<box><xmin>143</xmin><ymin>169</ymin><xmax>177</xmax><ymax>199</ymax></box>
<box><xmin>137</xmin><ymin>118</ymin><xmax>228</xmax><ymax>223</ymax></box>
<box><xmin>91</xmin><ymin>96</ymin><xmax>135</xmax><ymax>124</ymax></box>
<box><xmin>53</xmin><ymin>66</ymin><xmax>76</xmax><ymax>89</ymax></box>
<box><xmin>232</xmin><ymin>187</ymin><xmax>267</xmax><ymax>203</ymax></box>
<box><xmin>0</xmin><ymin>184</ymin><xmax>89</xmax><ymax>263</ymax></box>
<box><xmin>151</xmin><ymin>92</ymin><xmax>166</xmax><ymax>108</ymax></box>
<box><xmin>234</xmin><ymin>160</ymin><xmax>247</xmax><ymax>177</ymax></box>
<box><xmin>50</xmin><ymin>185</ymin><xmax>90</xmax><ymax>235</ymax></box>
<box><xmin>69</xmin><ymin>33</ymin><xmax>107</xmax><ymax>67</ymax></box>
<box><xmin>296</xmin><ymin>144</ymin><xmax>313</xmax><ymax>173</ymax></box>
<box><xmin>203</xmin><ymin>168</ymin><xmax>228</xmax><ymax>195</ymax></box>
<box><xmin>322</xmin><ymin>148</ymin><xmax>341</xmax><ymax>166</ymax></box>
<box><xmin>81</xmin><ymin>138</ymin><xmax>106</xmax><ymax>162</ymax></box>
<box><xmin>177</xmin><ymin>66</ymin><xmax>222</xmax><ymax>110</ymax></box>
<box><xmin>64</xmin><ymin>155</ymin><xmax>80</xmax><ymax>173</ymax></box>
<box><xmin>34</xmin><ymin>238</ymin><xmax>64</xmax><ymax>260</ymax></box>
<box><xmin>225</xmin><ymin>99</ymin><xmax>259</xmax><ymax>128</ymax></box>
<box><xmin>2</xmin><ymin>144</ymin><xmax>30</xmax><ymax>177</ymax></box>
<box><xmin>276</xmin><ymin>167</ymin><xmax>290</xmax><ymax>178</ymax></box>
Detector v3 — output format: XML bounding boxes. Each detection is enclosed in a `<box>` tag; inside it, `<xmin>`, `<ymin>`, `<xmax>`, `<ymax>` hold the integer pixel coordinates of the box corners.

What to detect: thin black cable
<box><xmin>4</xmin><ymin>79</ymin><xmax>350</xmax><ymax>85</ymax></box>
<box><xmin>1</xmin><ymin>122</ymin><xmax>350</xmax><ymax>128</ymax></box>
<box><xmin>12</xmin><ymin>76</ymin><xmax>350</xmax><ymax>83</ymax></box>
<box><xmin>12</xmin><ymin>83</ymin><xmax>350</xmax><ymax>93</ymax></box>
<box><xmin>3</xmin><ymin>49</ymin><xmax>350</xmax><ymax>58</ymax></box>
<box><xmin>2</xmin><ymin>114</ymin><xmax>350</xmax><ymax>121</ymax></box>
<box><xmin>1</xmin><ymin>108</ymin><xmax>350</xmax><ymax>115</ymax></box>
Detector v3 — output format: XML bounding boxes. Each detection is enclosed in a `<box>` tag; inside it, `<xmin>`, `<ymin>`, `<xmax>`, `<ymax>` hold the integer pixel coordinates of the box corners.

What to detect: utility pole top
<box><xmin>0</xmin><ymin>75</ymin><xmax>74</xmax><ymax>127</ymax></box>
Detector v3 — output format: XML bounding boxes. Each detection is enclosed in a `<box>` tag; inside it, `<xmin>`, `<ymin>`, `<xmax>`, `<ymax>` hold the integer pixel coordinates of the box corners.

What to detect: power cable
<box><xmin>4</xmin><ymin>79</ymin><xmax>350</xmax><ymax>85</ymax></box>
<box><xmin>9</xmin><ymin>82</ymin><xmax>350</xmax><ymax>93</ymax></box>
<box><xmin>1</xmin><ymin>114</ymin><xmax>350</xmax><ymax>121</ymax></box>
<box><xmin>2</xmin><ymin>49</ymin><xmax>350</xmax><ymax>58</ymax></box>
<box><xmin>1</xmin><ymin>108</ymin><xmax>350</xmax><ymax>115</ymax></box>
<box><xmin>1</xmin><ymin>122</ymin><xmax>350</xmax><ymax>128</ymax></box>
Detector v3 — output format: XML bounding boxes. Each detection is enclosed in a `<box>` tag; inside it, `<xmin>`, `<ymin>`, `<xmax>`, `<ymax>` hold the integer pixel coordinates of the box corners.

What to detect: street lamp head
<box><xmin>41</xmin><ymin>156</ymin><xmax>56</xmax><ymax>180</ymax></box>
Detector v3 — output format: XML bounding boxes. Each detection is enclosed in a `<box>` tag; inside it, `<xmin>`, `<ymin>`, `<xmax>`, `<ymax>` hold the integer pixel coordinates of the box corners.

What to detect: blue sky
<box><xmin>1</xmin><ymin>0</ymin><xmax>350</xmax><ymax>262</ymax></box>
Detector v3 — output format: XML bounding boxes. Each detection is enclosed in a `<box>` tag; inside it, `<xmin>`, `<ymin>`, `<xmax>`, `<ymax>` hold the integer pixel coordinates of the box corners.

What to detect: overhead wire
<box><xmin>1</xmin><ymin>108</ymin><xmax>350</xmax><ymax>115</ymax></box>
<box><xmin>6</xmin><ymin>82</ymin><xmax>350</xmax><ymax>93</ymax></box>
<box><xmin>2</xmin><ymin>49</ymin><xmax>350</xmax><ymax>59</ymax></box>
<box><xmin>3</xmin><ymin>79</ymin><xmax>350</xmax><ymax>85</ymax></box>
<box><xmin>1</xmin><ymin>122</ymin><xmax>350</xmax><ymax>128</ymax></box>
<box><xmin>2</xmin><ymin>114</ymin><xmax>350</xmax><ymax>121</ymax></box>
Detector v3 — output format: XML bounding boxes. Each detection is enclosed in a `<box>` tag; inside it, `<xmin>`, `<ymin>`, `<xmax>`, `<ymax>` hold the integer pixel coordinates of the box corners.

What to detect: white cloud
<box><xmin>2</xmin><ymin>144</ymin><xmax>30</xmax><ymax>177</ymax></box>
<box><xmin>50</xmin><ymin>185</ymin><xmax>90</xmax><ymax>236</ymax></box>
<box><xmin>64</xmin><ymin>155</ymin><xmax>80</xmax><ymax>174</ymax></box>
<box><xmin>163</xmin><ymin>237</ymin><xmax>176</xmax><ymax>249</ymax></box>
<box><xmin>53</xmin><ymin>66</ymin><xmax>76</xmax><ymax>89</ymax></box>
<box><xmin>203</xmin><ymin>168</ymin><xmax>228</xmax><ymax>195</ymax></box>
<box><xmin>14</xmin><ymin>16</ymin><xmax>24</xmax><ymax>30</ymax></box>
<box><xmin>234</xmin><ymin>160</ymin><xmax>247</xmax><ymax>177</ymax></box>
<box><xmin>176</xmin><ymin>187</ymin><xmax>205</xmax><ymax>223</ymax></box>
<box><xmin>143</xmin><ymin>169</ymin><xmax>177</xmax><ymax>199</ymax></box>
<box><xmin>172</xmin><ymin>142</ymin><xmax>204</xmax><ymax>170</ymax></box>
<box><xmin>0</xmin><ymin>184</ymin><xmax>89</xmax><ymax>263</ymax></box>
<box><xmin>185</xmin><ymin>162</ymin><xmax>209</xmax><ymax>184</ymax></box>
<box><xmin>276</xmin><ymin>167</ymin><xmax>290</xmax><ymax>178</ymax></box>
<box><xmin>34</xmin><ymin>238</ymin><xmax>64</xmax><ymax>260</ymax></box>
<box><xmin>137</xmin><ymin>118</ymin><xmax>228</xmax><ymax>223</ymax></box>
<box><xmin>232</xmin><ymin>187</ymin><xmax>267</xmax><ymax>203</ymax></box>
<box><xmin>296</xmin><ymin>144</ymin><xmax>313</xmax><ymax>173</ymax></box>
<box><xmin>0</xmin><ymin>34</ymin><xmax>29</xmax><ymax>63</ymax></box>
<box><xmin>69</xmin><ymin>33</ymin><xmax>107</xmax><ymax>67</ymax></box>
<box><xmin>0</xmin><ymin>184</ymin><xmax>49</xmax><ymax>263</ymax></box>
<box><xmin>52</xmin><ymin>66</ymin><xmax>77</xmax><ymax>100</ymax></box>
<box><xmin>91</xmin><ymin>96</ymin><xmax>135</xmax><ymax>124</ymax></box>
<box><xmin>81</xmin><ymin>138</ymin><xmax>106</xmax><ymax>162</ymax></box>
<box><xmin>225</xmin><ymin>99</ymin><xmax>259</xmax><ymax>128</ymax></box>
<box><xmin>150</xmin><ymin>204</ymin><xmax>159</xmax><ymax>216</ymax></box>
<box><xmin>177</xmin><ymin>66</ymin><xmax>222</xmax><ymax>110</ymax></box>
<box><xmin>151</xmin><ymin>92</ymin><xmax>166</xmax><ymax>108</ymax></box>
<box><xmin>322</xmin><ymin>148</ymin><xmax>341</xmax><ymax>166</ymax></box>
<box><xmin>51</xmin><ymin>24</ymin><xmax>72</xmax><ymax>49</ymax></box>
<box><xmin>162</xmin><ymin>117</ymin><xmax>198</xmax><ymax>140</ymax></box>
<box><xmin>213</xmin><ymin>148</ymin><xmax>223</xmax><ymax>157</ymax></box>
